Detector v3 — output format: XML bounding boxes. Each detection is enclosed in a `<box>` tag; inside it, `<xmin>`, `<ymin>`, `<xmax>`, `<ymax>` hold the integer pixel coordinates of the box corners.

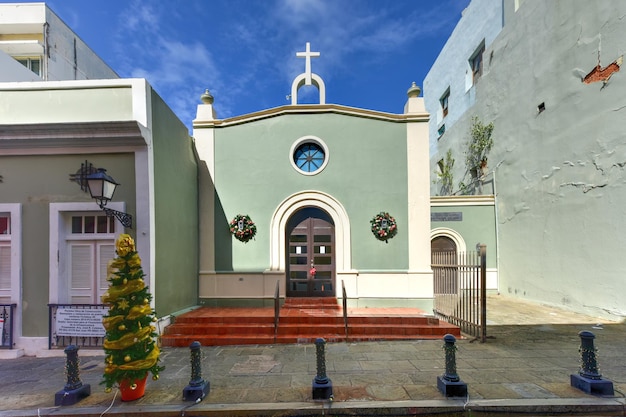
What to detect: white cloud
<box><xmin>112</xmin><ymin>1</ymin><xmax>226</xmax><ymax>127</ymax></box>
<box><xmin>107</xmin><ymin>0</ymin><xmax>468</xmax><ymax>124</ymax></box>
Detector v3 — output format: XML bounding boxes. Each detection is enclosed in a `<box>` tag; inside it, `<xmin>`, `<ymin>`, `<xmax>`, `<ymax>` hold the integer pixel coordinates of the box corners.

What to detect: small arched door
<box><xmin>286</xmin><ymin>208</ymin><xmax>335</xmax><ymax>297</ymax></box>
<box><xmin>431</xmin><ymin>235</ymin><xmax>458</xmax><ymax>294</ymax></box>
<box><xmin>431</xmin><ymin>236</ymin><xmax>457</xmax><ymax>253</ymax></box>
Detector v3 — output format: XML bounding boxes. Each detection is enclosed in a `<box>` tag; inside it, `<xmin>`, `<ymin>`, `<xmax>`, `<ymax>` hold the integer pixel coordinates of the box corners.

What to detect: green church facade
<box><xmin>194</xmin><ymin>66</ymin><xmax>435</xmax><ymax>309</ymax></box>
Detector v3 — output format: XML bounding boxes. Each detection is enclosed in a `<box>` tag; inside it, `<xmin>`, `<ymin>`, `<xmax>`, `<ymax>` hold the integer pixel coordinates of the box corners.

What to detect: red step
<box><xmin>160</xmin><ymin>305</ymin><xmax>460</xmax><ymax>347</ymax></box>
<box><xmin>282</xmin><ymin>297</ymin><xmax>341</xmax><ymax>310</ymax></box>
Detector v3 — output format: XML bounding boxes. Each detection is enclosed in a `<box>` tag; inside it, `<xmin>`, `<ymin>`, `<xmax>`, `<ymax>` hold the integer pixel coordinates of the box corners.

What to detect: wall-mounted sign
<box><xmin>55</xmin><ymin>307</ymin><xmax>107</xmax><ymax>337</ymax></box>
<box><xmin>431</xmin><ymin>212</ymin><xmax>463</xmax><ymax>222</ymax></box>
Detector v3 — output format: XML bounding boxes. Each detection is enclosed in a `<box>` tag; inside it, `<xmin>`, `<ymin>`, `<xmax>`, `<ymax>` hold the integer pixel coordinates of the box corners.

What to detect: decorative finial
<box><xmin>200</xmin><ymin>89</ymin><xmax>214</xmax><ymax>104</ymax></box>
<box><xmin>407</xmin><ymin>82</ymin><xmax>421</xmax><ymax>98</ymax></box>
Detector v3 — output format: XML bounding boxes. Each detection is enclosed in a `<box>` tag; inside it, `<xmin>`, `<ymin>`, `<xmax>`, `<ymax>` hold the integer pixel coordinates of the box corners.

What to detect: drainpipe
<box><xmin>490</xmin><ymin>161</ymin><xmax>504</xmax><ymax>294</ymax></box>
<box><xmin>43</xmin><ymin>22</ymin><xmax>49</xmax><ymax>80</ymax></box>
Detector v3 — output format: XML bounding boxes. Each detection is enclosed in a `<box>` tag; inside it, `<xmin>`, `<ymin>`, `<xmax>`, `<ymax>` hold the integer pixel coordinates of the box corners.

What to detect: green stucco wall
<box><xmin>0</xmin><ymin>153</ymin><xmax>135</xmax><ymax>337</ymax></box>
<box><xmin>150</xmin><ymin>90</ymin><xmax>199</xmax><ymax>315</ymax></box>
<box><xmin>431</xmin><ymin>204</ymin><xmax>497</xmax><ymax>268</ymax></box>
<box><xmin>213</xmin><ymin>113</ymin><xmax>409</xmax><ymax>272</ymax></box>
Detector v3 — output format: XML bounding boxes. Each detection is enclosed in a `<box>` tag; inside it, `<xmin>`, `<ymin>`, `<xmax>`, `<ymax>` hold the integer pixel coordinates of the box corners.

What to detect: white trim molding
<box><xmin>289</xmin><ymin>135</ymin><xmax>329</xmax><ymax>176</ymax></box>
<box><xmin>431</xmin><ymin>195</ymin><xmax>495</xmax><ymax>206</ymax></box>
<box><xmin>0</xmin><ymin>203</ymin><xmax>22</xmax><ymax>346</ymax></box>
<box><xmin>49</xmin><ymin>201</ymin><xmax>125</xmax><ymax>304</ymax></box>
<box><xmin>269</xmin><ymin>190</ymin><xmax>352</xmax><ymax>273</ymax></box>
<box><xmin>430</xmin><ymin>227</ymin><xmax>467</xmax><ymax>254</ymax></box>
<box><xmin>291</xmin><ymin>73</ymin><xmax>326</xmax><ymax>105</ymax></box>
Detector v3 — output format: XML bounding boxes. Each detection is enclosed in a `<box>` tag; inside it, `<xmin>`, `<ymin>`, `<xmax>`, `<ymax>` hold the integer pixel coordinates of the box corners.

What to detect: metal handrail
<box><xmin>273</xmin><ymin>280</ymin><xmax>280</xmax><ymax>341</ymax></box>
<box><xmin>342</xmin><ymin>280</ymin><xmax>348</xmax><ymax>341</ymax></box>
<box><xmin>0</xmin><ymin>303</ymin><xmax>16</xmax><ymax>349</ymax></box>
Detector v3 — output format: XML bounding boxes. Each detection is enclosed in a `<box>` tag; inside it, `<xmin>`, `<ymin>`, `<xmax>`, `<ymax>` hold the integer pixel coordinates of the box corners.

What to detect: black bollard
<box><xmin>54</xmin><ymin>345</ymin><xmax>91</xmax><ymax>405</ymax></box>
<box><xmin>570</xmin><ymin>331</ymin><xmax>614</xmax><ymax>395</ymax></box>
<box><xmin>183</xmin><ymin>341</ymin><xmax>210</xmax><ymax>401</ymax></box>
<box><xmin>436</xmin><ymin>334</ymin><xmax>467</xmax><ymax>397</ymax></box>
<box><xmin>312</xmin><ymin>338</ymin><xmax>333</xmax><ymax>400</ymax></box>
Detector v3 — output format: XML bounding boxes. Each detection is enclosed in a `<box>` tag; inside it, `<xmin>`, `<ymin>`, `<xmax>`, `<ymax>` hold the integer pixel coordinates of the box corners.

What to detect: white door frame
<box><xmin>49</xmin><ymin>202</ymin><xmax>125</xmax><ymax>304</ymax></box>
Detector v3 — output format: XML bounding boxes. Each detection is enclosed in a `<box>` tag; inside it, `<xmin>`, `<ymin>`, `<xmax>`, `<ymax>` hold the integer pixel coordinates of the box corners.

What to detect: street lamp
<box><xmin>85</xmin><ymin>168</ymin><xmax>133</xmax><ymax>228</ymax></box>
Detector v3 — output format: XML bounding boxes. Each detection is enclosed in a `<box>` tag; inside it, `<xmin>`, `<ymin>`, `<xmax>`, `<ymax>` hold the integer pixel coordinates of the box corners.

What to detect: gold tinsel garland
<box><xmin>104</xmin><ymin>346</ymin><xmax>160</xmax><ymax>374</ymax></box>
<box><xmin>101</xmin><ymin>278</ymin><xmax>145</xmax><ymax>303</ymax></box>
<box><xmin>102</xmin><ymin>315</ymin><xmax>125</xmax><ymax>331</ymax></box>
<box><xmin>103</xmin><ymin>326</ymin><xmax>153</xmax><ymax>350</ymax></box>
<box><xmin>126</xmin><ymin>304</ymin><xmax>153</xmax><ymax>320</ymax></box>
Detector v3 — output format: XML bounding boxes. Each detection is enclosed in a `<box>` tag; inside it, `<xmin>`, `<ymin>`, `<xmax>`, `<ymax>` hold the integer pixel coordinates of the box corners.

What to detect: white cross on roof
<box><xmin>296</xmin><ymin>42</ymin><xmax>320</xmax><ymax>85</ymax></box>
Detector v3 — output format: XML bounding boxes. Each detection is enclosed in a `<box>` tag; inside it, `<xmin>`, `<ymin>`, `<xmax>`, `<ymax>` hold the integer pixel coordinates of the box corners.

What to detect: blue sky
<box><xmin>41</xmin><ymin>0</ymin><xmax>469</xmax><ymax>129</ymax></box>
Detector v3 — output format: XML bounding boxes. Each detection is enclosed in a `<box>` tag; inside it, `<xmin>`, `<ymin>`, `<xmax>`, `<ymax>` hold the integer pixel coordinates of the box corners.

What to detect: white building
<box><xmin>423</xmin><ymin>0</ymin><xmax>504</xmax><ymax>160</ymax></box>
<box><xmin>0</xmin><ymin>2</ymin><xmax>118</xmax><ymax>81</ymax></box>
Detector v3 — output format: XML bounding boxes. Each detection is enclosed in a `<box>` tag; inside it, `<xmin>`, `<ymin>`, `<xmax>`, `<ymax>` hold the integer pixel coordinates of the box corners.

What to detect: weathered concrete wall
<box><xmin>44</xmin><ymin>5</ymin><xmax>119</xmax><ymax>80</ymax></box>
<box><xmin>423</xmin><ymin>0</ymin><xmax>503</xmax><ymax>159</ymax></box>
<box><xmin>428</xmin><ymin>1</ymin><xmax>626</xmax><ymax>320</ymax></box>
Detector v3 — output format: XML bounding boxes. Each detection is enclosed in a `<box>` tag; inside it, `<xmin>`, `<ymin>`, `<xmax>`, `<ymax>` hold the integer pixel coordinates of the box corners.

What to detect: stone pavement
<box><xmin>1</xmin><ymin>294</ymin><xmax>625</xmax><ymax>416</ymax></box>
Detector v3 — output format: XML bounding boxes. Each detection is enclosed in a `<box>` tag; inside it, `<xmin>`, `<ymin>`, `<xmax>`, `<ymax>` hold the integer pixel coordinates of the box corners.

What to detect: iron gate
<box><xmin>432</xmin><ymin>244</ymin><xmax>487</xmax><ymax>342</ymax></box>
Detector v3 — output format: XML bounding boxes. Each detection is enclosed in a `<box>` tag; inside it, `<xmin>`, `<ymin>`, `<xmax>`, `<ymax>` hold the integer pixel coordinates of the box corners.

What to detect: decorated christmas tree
<box><xmin>101</xmin><ymin>234</ymin><xmax>163</xmax><ymax>396</ymax></box>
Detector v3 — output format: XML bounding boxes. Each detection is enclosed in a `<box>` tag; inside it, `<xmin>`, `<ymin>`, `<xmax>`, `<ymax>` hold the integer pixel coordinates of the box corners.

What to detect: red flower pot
<box><xmin>119</xmin><ymin>375</ymin><xmax>148</xmax><ymax>401</ymax></box>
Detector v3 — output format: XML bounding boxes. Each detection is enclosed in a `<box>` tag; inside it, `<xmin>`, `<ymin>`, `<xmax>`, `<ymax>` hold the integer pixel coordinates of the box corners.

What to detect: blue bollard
<box><xmin>436</xmin><ymin>334</ymin><xmax>467</xmax><ymax>397</ymax></box>
<box><xmin>312</xmin><ymin>338</ymin><xmax>333</xmax><ymax>400</ymax></box>
<box><xmin>182</xmin><ymin>341</ymin><xmax>210</xmax><ymax>401</ymax></box>
<box><xmin>570</xmin><ymin>331</ymin><xmax>613</xmax><ymax>395</ymax></box>
<box><xmin>54</xmin><ymin>345</ymin><xmax>91</xmax><ymax>405</ymax></box>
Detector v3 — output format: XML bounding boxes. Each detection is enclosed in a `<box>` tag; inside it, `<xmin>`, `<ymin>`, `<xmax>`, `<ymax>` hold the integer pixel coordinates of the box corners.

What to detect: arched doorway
<box><xmin>431</xmin><ymin>235</ymin><xmax>457</xmax><ymax>253</ymax></box>
<box><xmin>431</xmin><ymin>235</ymin><xmax>458</xmax><ymax>295</ymax></box>
<box><xmin>286</xmin><ymin>207</ymin><xmax>335</xmax><ymax>297</ymax></box>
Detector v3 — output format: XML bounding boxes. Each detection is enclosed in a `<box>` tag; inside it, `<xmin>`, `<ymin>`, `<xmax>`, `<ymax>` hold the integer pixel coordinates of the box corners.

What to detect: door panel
<box><xmin>69</xmin><ymin>241</ymin><xmax>115</xmax><ymax>304</ymax></box>
<box><xmin>287</xmin><ymin>217</ymin><xmax>335</xmax><ymax>297</ymax></box>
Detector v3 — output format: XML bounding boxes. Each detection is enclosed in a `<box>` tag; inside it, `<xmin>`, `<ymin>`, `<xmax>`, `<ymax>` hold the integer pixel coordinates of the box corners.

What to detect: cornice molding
<box><xmin>430</xmin><ymin>195</ymin><xmax>496</xmax><ymax>206</ymax></box>
<box><xmin>193</xmin><ymin>104</ymin><xmax>429</xmax><ymax>128</ymax></box>
<box><xmin>0</xmin><ymin>121</ymin><xmax>147</xmax><ymax>150</ymax></box>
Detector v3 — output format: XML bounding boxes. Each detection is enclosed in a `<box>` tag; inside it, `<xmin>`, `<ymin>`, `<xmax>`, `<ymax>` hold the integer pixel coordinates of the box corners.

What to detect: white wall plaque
<box><xmin>55</xmin><ymin>307</ymin><xmax>107</xmax><ymax>337</ymax></box>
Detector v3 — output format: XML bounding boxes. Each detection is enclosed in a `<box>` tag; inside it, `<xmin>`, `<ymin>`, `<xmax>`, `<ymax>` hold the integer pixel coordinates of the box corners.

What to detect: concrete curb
<box><xmin>2</xmin><ymin>398</ymin><xmax>625</xmax><ymax>417</ymax></box>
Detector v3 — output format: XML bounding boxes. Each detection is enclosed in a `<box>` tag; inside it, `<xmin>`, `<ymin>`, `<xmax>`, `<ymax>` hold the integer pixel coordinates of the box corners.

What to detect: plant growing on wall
<box><xmin>458</xmin><ymin>116</ymin><xmax>494</xmax><ymax>194</ymax></box>
<box><xmin>434</xmin><ymin>149</ymin><xmax>455</xmax><ymax>196</ymax></box>
<box><xmin>101</xmin><ymin>234</ymin><xmax>163</xmax><ymax>400</ymax></box>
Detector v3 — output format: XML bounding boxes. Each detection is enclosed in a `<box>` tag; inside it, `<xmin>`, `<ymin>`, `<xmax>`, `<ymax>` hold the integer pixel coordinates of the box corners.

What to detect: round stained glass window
<box><xmin>290</xmin><ymin>137</ymin><xmax>329</xmax><ymax>175</ymax></box>
<box><xmin>294</xmin><ymin>143</ymin><xmax>325</xmax><ymax>172</ymax></box>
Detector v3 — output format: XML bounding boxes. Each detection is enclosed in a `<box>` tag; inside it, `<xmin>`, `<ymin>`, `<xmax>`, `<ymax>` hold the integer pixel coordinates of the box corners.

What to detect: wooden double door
<box><xmin>286</xmin><ymin>209</ymin><xmax>335</xmax><ymax>297</ymax></box>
